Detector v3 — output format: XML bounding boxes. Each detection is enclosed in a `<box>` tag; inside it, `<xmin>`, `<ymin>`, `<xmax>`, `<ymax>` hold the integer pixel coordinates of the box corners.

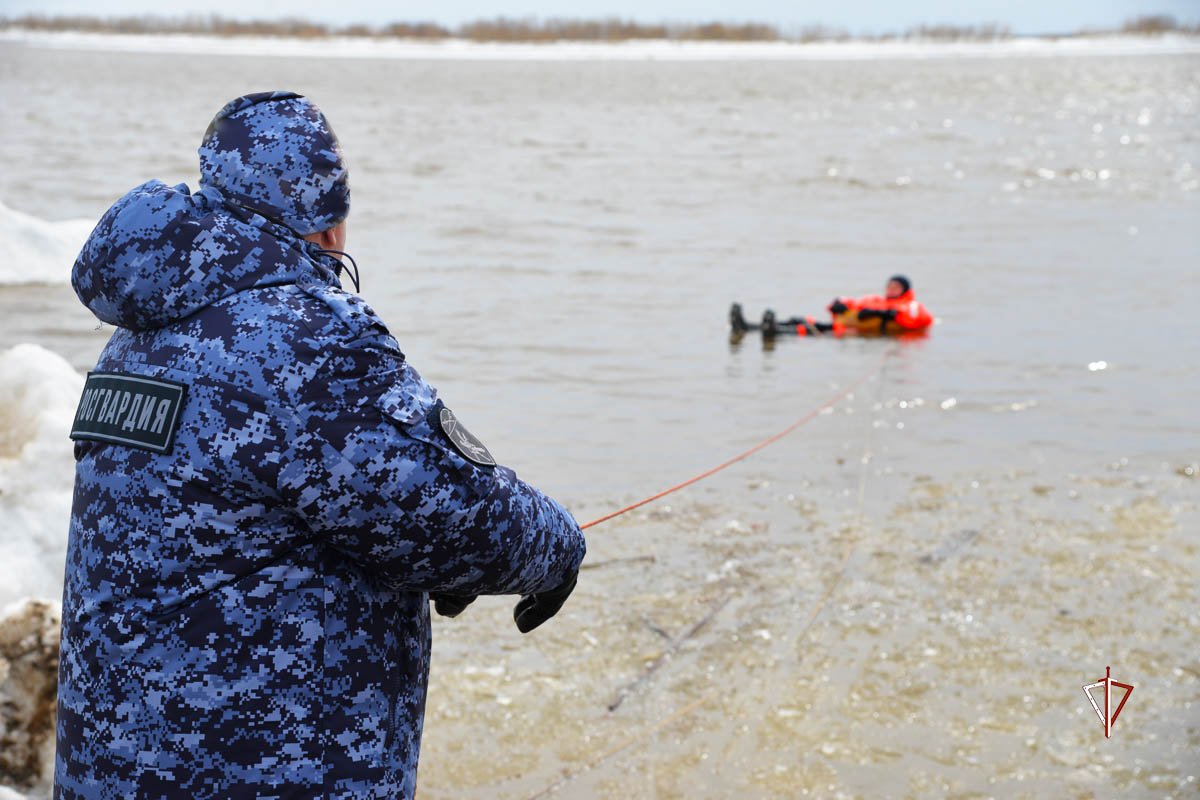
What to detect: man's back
<box><xmin>57</xmin><ymin>96</ymin><xmax>584</xmax><ymax>800</ymax></box>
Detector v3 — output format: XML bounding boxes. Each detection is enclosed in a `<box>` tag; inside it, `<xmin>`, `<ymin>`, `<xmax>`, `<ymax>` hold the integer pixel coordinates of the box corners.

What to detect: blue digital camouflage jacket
<box><xmin>56</xmin><ymin>92</ymin><xmax>585</xmax><ymax>799</ymax></box>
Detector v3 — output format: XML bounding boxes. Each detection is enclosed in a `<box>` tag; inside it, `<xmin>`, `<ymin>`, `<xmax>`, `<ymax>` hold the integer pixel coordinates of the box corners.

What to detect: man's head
<box><xmin>886</xmin><ymin>274</ymin><xmax>911</xmax><ymax>299</ymax></box>
<box><xmin>198</xmin><ymin>91</ymin><xmax>349</xmax><ymax>236</ymax></box>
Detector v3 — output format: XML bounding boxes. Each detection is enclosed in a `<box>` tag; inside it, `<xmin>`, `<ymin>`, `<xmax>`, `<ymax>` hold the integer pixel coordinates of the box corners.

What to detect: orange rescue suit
<box><xmin>830</xmin><ymin>289</ymin><xmax>933</xmax><ymax>335</ymax></box>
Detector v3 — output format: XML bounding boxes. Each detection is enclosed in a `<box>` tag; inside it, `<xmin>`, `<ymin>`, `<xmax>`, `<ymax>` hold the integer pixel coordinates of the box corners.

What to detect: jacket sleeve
<box><xmin>892</xmin><ymin>299</ymin><xmax>933</xmax><ymax>330</ymax></box>
<box><xmin>278</xmin><ymin>331</ymin><xmax>585</xmax><ymax>596</ymax></box>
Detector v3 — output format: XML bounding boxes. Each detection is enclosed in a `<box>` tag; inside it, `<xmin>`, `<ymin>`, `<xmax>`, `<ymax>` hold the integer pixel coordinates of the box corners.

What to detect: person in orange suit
<box><xmin>730</xmin><ymin>275</ymin><xmax>933</xmax><ymax>338</ymax></box>
<box><xmin>824</xmin><ymin>274</ymin><xmax>934</xmax><ymax>336</ymax></box>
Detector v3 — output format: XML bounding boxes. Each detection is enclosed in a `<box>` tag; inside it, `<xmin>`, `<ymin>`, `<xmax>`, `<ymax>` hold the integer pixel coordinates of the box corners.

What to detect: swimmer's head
<box><xmin>886</xmin><ymin>274</ymin><xmax>911</xmax><ymax>299</ymax></box>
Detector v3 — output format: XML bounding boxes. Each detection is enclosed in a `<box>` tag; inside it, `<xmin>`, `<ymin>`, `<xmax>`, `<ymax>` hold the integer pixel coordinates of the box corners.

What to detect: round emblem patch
<box><xmin>439</xmin><ymin>407</ymin><xmax>496</xmax><ymax>467</ymax></box>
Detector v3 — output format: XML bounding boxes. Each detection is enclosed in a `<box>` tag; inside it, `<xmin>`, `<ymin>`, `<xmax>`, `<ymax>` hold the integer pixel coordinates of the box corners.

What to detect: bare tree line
<box><xmin>0</xmin><ymin>13</ymin><xmax>1196</xmax><ymax>42</ymax></box>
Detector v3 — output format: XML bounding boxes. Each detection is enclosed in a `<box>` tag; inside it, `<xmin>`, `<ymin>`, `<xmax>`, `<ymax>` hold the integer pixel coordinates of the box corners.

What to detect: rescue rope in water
<box><xmin>527</xmin><ymin>348</ymin><xmax>896</xmax><ymax>800</ymax></box>
<box><xmin>579</xmin><ymin>351</ymin><xmax>893</xmax><ymax>531</ymax></box>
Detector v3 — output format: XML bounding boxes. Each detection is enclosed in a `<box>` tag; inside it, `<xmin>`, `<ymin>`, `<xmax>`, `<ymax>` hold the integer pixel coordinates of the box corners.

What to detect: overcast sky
<box><xmin>0</xmin><ymin>0</ymin><xmax>1195</xmax><ymax>35</ymax></box>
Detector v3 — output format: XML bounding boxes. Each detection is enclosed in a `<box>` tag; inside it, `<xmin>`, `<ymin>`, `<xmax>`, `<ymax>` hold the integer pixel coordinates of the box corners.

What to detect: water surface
<box><xmin>0</xmin><ymin>41</ymin><xmax>1197</xmax><ymax>798</ymax></box>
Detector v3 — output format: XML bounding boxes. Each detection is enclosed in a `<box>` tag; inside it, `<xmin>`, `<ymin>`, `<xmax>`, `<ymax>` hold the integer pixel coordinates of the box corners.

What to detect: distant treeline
<box><xmin>1</xmin><ymin>13</ymin><xmax>1197</xmax><ymax>42</ymax></box>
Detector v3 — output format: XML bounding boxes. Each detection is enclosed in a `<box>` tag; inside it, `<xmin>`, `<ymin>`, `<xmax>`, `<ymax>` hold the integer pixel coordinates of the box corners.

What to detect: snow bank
<box><xmin>0</xmin><ymin>201</ymin><xmax>93</xmax><ymax>286</ymax></box>
<box><xmin>0</xmin><ymin>344</ymin><xmax>82</xmax><ymax>613</ymax></box>
<box><xmin>2</xmin><ymin>29</ymin><xmax>1198</xmax><ymax>61</ymax></box>
<box><xmin>0</xmin><ymin>343</ymin><xmax>78</xmax><ymax>794</ymax></box>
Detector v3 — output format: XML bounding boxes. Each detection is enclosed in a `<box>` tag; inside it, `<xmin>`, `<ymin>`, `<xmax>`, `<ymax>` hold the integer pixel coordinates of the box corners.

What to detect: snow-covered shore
<box><xmin>0</xmin><ymin>343</ymin><xmax>81</xmax><ymax>796</ymax></box>
<box><xmin>2</xmin><ymin>29</ymin><xmax>1199</xmax><ymax>61</ymax></box>
<box><xmin>0</xmin><ymin>343</ymin><xmax>82</xmax><ymax>613</ymax></box>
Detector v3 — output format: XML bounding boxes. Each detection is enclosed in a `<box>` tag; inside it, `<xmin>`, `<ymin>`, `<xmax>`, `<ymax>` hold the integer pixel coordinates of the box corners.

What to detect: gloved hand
<box><xmin>513</xmin><ymin>572</ymin><xmax>578</xmax><ymax>633</ymax></box>
<box><xmin>430</xmin><ymin>593</ymin><xmax>477</xmax><ymax>618</ymax></box>
<box><xmin>857</xmin><ymin>308</ymin><xmax>897</xmax><ymax>321</ymax></box>
<box><xmin>828</xmin><ymin>299</ymin><xmax>849</xmax><ymax>315</ymax></box>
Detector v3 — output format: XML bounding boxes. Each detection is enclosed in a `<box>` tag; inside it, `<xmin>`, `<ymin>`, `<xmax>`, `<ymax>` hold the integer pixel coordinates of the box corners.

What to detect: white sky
<box><xmin>0</xmin><ymin>0</ymin><xmax>1196</xmax><ymax>34</ymax></box>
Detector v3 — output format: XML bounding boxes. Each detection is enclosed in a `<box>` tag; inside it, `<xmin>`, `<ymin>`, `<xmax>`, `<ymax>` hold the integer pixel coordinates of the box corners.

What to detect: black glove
<box><xmin>857</xmin><ymin>308</ymin><xmax>896</xmax><ymax>321</ymax></box>
<box><xmin>513</xmin><ymin>572</ymin><xmax>578</xmax><ymax>633</ymax></box>
<box><xmin>430</xmin><ymin>592</ymin><xmax>477</xmax><ymax>618</ymax></box>
<box><xmin>829</xmin><ymin>299</ymin><xmax>849</xmax><ymax>315</ymax></box>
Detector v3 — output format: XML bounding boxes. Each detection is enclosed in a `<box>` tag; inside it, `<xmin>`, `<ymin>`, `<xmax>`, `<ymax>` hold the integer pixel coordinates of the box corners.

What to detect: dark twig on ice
<box><xmin>607</xmin><ymin>591</ymin><xmax>733</xmax><ymax>712</ymax></box>
<box><xmin>641</xmin><ymin>616</ymin><xmax>672</xmax><ymax>640</ymax></box>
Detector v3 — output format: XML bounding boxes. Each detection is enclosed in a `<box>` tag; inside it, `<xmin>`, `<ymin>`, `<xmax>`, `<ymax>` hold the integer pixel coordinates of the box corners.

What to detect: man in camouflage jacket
<box><xmin>56</xmin><ymin>91</ymin><xmax>585</xmax><ymax>799</ymax></box>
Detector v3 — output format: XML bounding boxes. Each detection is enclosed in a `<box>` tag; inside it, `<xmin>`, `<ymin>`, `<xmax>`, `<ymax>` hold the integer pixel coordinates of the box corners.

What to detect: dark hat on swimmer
<box><xmin>889</xmin><ymin>274</ymin><xmax>911</xmax><ymax>293</ymax></box>
<box><xmin>198</xmin><ymin>91</ymin><xmax>350</xmax><ymax>236</ymax></box>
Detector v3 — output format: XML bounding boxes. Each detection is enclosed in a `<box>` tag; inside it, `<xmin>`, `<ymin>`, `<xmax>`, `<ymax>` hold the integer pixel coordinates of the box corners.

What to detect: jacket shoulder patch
<box><xmin>438</xmin><ymin>407</ymin><xmax>496</xmax><ymax>467</ymax></box>
<box><xmin>70</xmin><ymin>372</ymin><xmax>187</xmax><ymax>454</ymax></box>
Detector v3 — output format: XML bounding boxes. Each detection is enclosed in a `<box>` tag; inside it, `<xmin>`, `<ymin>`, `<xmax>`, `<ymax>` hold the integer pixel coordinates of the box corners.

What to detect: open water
<box><xmin>0</xmin><ymin>36</ymin><xmax>1197</xmax><ymax>798</ymax></box>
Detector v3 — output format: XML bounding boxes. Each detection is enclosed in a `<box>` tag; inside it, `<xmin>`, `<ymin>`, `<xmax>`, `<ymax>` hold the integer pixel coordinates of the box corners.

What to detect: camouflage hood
<box><xmin>72</xmin><ymin>179</ymin><xmax>342</xmax><ymax>331</ymax></box>
<box><xmin>198</xmin><ymin>91</ymin><xmax>350</xmax><ymax>236</ymax></box>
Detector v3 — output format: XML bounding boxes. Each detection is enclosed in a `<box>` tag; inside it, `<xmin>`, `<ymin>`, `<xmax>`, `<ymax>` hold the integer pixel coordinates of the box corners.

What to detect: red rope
<box><xmin>579</xmin><ymin>355</ymin><xmax>888</xmax><ymax>531</ymax></box>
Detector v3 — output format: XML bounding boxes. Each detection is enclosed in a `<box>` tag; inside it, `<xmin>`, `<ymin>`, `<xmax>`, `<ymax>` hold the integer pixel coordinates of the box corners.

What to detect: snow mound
<box><xmin>0</xmin><ymin>344</ymin><xmax>83</xmax><ymax>612</ymax></box>
<box><xmin>0</xmin><ymin>201</ymin><xmax>94</xmax><ymax>286</ymax></box>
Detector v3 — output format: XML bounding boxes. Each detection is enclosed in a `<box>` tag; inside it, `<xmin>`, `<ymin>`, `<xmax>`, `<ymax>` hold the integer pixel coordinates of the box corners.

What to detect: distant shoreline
<box><xmin>2</xmin><ymin>29</ymin><xmax>1198</xmax><ymax>62</ymax></box>
<box><xmin>1</xmin><ymin>13</ymin><xmax>1197</xmax><ymax>44</ymax></box>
